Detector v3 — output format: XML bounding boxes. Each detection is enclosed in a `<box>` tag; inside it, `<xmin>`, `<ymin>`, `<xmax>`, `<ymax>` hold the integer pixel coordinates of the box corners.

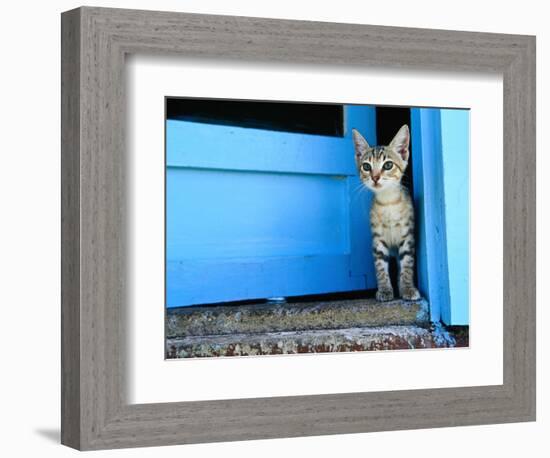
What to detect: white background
<box><xmin>129</xmin><ymin>58</ymin><xmax>503</xmax><ymax>403</ymax></box>
<box><xmin>0</xmin><ymin>0</ymin><xmax>546</xmax><ymax>457</ymax></box>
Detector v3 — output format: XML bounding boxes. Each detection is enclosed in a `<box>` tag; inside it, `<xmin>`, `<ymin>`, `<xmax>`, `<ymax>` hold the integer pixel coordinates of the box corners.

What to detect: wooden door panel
<box><xmin>166</xmin><ymin>106</ymin><xmax>377</xmax><ymax>307</ymax></box>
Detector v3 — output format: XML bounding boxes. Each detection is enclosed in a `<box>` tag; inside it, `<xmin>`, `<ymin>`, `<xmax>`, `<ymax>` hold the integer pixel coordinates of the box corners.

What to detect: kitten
<box><xmin>352</xmin><ymin>125</ymin><xmax>421</xmax><ymax>302</ymax></box>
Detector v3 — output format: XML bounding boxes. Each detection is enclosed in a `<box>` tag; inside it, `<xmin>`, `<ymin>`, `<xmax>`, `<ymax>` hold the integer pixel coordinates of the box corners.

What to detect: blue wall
<box><xmin>440</xmin><ymin>110</ymin><xmax>470</xmax><ymax>325</ymax></box>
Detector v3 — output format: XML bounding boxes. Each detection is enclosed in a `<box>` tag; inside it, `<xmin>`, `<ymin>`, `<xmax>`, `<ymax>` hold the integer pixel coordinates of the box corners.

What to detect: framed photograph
<box><xmin>163</xmin><ymin>98</ymin><xmax>470</xmax><ymax>359</ymax></box>
<box><xmin>61</xmin><ymin>6</ymin><xmax>535</xmax><ymax>450</ymax></box>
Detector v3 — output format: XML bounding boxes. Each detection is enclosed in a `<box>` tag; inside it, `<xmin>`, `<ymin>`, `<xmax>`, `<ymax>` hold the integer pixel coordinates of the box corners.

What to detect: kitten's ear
<box><xmin>389</xmin><ymin>125</ymin><xmax>410</xmax><ymax>162</ymax></box>
<box><xmin>352</xmin><ymin>129</ymin><xmax>370</xmax><ymax>167</ymax></box>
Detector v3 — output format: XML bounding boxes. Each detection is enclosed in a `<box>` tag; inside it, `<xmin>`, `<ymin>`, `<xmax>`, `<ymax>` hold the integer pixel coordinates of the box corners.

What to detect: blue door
<box><xmin>166</xmin><ymin>105</ymin><xmax>377</xmax><ymax>307</ymax></box>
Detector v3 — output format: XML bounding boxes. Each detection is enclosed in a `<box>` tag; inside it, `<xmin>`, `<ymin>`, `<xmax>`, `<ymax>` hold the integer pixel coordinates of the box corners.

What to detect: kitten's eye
<box><xmin>362</xmin><ymin>163</ymin><xmax>371</xmax><ymax>172</ymax></box>
<box><xmin>383</xmin><ymin>161</ymin><xmax>393</xmax><ymax>171</ymax></box>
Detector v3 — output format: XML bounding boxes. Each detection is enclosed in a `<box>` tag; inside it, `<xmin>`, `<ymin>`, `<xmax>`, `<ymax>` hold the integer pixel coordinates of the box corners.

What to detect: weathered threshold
<box><xmin>165</xmin><ymin>297</ymin><xmax>467</xmax><ymax>359</ymax></box>
<box><xmin>166</xmin><ymin>297</ymin><xmax>430</xmax><ymax>338</ymax></box>
<box><xmin>167</xmin><ymin>324</ymin><xmax>467</xmax><ymax>358</ymax></box>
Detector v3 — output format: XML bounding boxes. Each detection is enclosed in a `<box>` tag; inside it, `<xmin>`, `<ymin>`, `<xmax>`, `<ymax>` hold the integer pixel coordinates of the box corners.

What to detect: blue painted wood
<box><xmin>411</xmin><ymin>108</ymin><xmax>470</xmax><ymax>326</ymax></box>
<box><xmin>167</xmin><ymin>254</ymin><xmax>366</xmax><ymax>306</ymax></box>
<box><xmin>166</xmin><ymin>168</ymin><xmax>349</xmax><ymax>261</ymax></box>
<box><xmin>167</xmin><ymin>120</ymin><xmax>356</xmax><ymax>176</ymax></box>
<box><xmin>166</xmin><ymin>107</ymin><xmax>377</xmax><ymax>308</ymax></box>
<box><xmin>411</xmin><ymin>108</ymin><xmax>450</xmax><ymax>323</ymax></box>
<box><xmin>440</xmin><ymin>109</ymin><xmax>470</xmax><ymax>325</ymax></box>
<box><xmin>411</xmin><ymin>109</ymin><xmax>431</xmax><ymax>319</ymax></box>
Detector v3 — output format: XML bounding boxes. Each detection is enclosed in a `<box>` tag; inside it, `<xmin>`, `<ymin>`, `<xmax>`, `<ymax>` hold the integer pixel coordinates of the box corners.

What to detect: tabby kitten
<box><xmin>352</xmin><ymin>125</ymin><xmax>420</xmax><ymax>302</ymax></box>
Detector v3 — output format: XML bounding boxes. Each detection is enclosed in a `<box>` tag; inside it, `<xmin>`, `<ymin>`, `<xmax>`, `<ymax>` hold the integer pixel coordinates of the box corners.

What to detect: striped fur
<box><xmin>352</xmin><ymin>125</ymin><xmax>421</xmax><ymax>302</ymax></box>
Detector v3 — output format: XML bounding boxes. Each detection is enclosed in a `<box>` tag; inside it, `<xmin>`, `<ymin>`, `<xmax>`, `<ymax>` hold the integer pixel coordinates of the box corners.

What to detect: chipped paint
<box><xmin>430</xmin><ymin>321</ymin><xmax>457</xmax><ymax>347</ymax></box>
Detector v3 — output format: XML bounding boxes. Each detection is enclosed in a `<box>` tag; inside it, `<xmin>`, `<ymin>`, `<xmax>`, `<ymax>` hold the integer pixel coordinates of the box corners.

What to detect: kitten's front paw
<box><xmin>376</xmin><ymin>288</ymin><xmax>394</xmax><ymax>302</ymax></box>
<box><xmin>400</xmin><ymin>286</ymin><xmax>421</xmax><ymax>301</ymax></box>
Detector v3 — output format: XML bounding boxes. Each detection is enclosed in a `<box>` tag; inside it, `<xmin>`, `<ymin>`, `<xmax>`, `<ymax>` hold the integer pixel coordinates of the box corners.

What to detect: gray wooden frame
<box><xmin>61</xmin><ymin>6</ymin><xmax>536</xmax><ymax>450</ymax></box>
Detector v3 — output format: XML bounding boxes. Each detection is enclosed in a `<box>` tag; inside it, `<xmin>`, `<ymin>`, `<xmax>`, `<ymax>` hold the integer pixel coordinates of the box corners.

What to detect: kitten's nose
<box><xmin>372</xmin><ymin>174</ymin><xmax>381</xmax><ymax>184</ymax></box>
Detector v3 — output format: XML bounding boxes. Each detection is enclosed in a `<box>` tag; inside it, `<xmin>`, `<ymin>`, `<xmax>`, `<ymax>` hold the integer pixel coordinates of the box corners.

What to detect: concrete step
<box><xmin>166</xmin><ymin>297</ymin><xmax>430</xmax><ymax>338</ymax></box>
<box><xmin>166</xmin><ymin>324</ymin><xmax>462</xmax><ymax>359</ymax></box>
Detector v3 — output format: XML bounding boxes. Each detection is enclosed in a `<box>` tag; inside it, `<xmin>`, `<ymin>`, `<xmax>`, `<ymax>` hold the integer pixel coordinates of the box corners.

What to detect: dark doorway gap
<box><xmin>166</xmin><ymin>97</ymin><xmax>344</xmax><ymax>137</ymax></box>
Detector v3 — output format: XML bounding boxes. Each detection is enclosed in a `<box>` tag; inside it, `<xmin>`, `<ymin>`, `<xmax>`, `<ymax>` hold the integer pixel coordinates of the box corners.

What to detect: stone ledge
<box><xmin>166</xmin><ymin>297</ymin><xmax>430</xmax><ymax>338</ymax></box>
<box><xmin>166</xmin><ymin>324</ymin><xmax>463</xmax><ymax>359</ymax></box>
